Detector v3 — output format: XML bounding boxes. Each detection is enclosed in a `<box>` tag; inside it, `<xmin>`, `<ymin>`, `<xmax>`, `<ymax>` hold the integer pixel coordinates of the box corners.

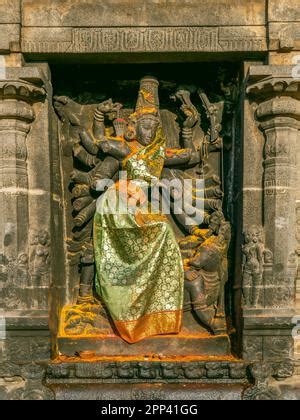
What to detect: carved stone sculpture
<box><xmin>242</xmin><ymin>226</ymin><xmax>264</xmax><ymax>307</ymax></box>
<box><xmin>54</xmin><ymin>75</ymin><xmax>231</xmax><ymax>347</ymax></box>
<box><xmin>30</xmin><ymin>230</ymin><xmax>51</xmax><ymax>285</ymax></box>
<box><xmin>242</xmin><ymin>226</ymin><xmax>274</xmax><ymax>308</ymax></box>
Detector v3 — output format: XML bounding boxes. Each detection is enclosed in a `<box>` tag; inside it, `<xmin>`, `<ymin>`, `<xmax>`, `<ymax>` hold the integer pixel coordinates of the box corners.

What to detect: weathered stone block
<box><xmin>0</xmin><ymin>0</ymin><xmax>20</xmax><ymax>24</ymax></box>
<box><xmin>22</xmin><ymin>0</ymin><xmax>266</xmax><ymax>27</ymax></box>
<box><xmin>269</xmin><ymin>23</ymin><xmax>300</xmax><ymax>51</ymax></box>
<box><xmin>4</xmin><ymin>335</ymin><xmax>51</xmax><ymax>363</ymax></box>
<box><xmin>50</xmin><ymin>382</ymin><xmax>244</xmax><ymax>400</ymax></box>
<box><xmin>57</xmin><ymin>332</ymin><xmax>231</xmax><ymax>359</ymax></box>
<box><xmin>243</xmin><ymin>336</ymin><xmax>263</xmax><ymax>361</ymax></box>
<box><xmin>0</xmin><ymin>0</ymin><xmax>299</xmax><ymax>401</ymax></box>
<box><xmin>0</xmin><ymin>24</ymin><xmax>20</xmax><ymax>52</ymax></box>
<box><xmin>263</xmin><ymin>336</ymin><xmax>294</xmax><ymax>361</ymax></box>
<box><xmin>268</xmin><ymin>0</ymin><xmax>300</xmax><ymax>22</ymax></box>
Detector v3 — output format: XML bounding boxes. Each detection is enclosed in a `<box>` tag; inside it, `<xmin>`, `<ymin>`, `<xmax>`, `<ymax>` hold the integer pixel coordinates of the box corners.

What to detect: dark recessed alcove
<box><xmin>49</xmin><ymin>60</ymin><xmax>243</xmax><ymax>357</ymax></box>
<box><xmin>51</xmin><ymin>61</ymin><xmax>239</xmax><ymax>105</ymax></box>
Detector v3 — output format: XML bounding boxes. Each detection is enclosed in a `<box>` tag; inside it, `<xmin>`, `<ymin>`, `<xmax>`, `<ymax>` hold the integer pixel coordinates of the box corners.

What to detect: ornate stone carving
<box><xmin>243</xmin><ymin>363</ymin><xmax>281</xmax><ymax>401</ymax></box>
<box><xmin>247</xmin><ymin>77</ymin><xmax>300</xmax><ymax>100</ymax></box>
<box><xmin>0</xmin><ymin>230</ymin><xmax>51</xmax><ymax>310</ymax></box>
<box><xmin>0</xmin><ymin>80</ymin><xmax>47</xmax><ymax>311</ymax></box>
<box><xmin>244</xmin><ymin>70</ymin><xmax>299</xmax><ymax>377</ymax></box>
<box><xmin>0</xmin><ymin>81</ymin><xmax>45</xmax><ymax>103</ymax></box>
<box><xmin>30</xmin><ymin>230</ymin><xmax>51</xmax><ymax>285</ymax></box>
<box><xmin>256</xmin><ymin>97</ymin><xmax>300</xmax><ymax>120</ymax></box>
<box><xmin>22</xmin><ymin>26</ymin><xmax>267</xmax><ymax>54</ymax></box>
<box><xmin>242</xmin><ymin>226</ymin><xmax>273</xmax><ymax>308</ymax></box>
<box><xmin>181</xmin><ymin>212</ymin><xmax>231</xmax><ymax>333</ymax></box>
<box><xmin>5</xmin><ymin>336</ymin><xmax>51</xmax><ymax>364</ymax></box>
<box><xmin>0</xmin><ymin>343</ymin><xmax>53</xmax><ymax>400</ymax></box>
<box><xmin>2</xmin><ymin>361</ymin><xmax>54</xmax><ymax>400</ymax></box>
<box><xmin>46</xmin><ymin>360</ymin><xmax>247</xmax><ymax>383</ymax></box>
<box><xmin>54</xmin><ymin>74</ymin><xmax>232</xmax><ymax>349</ymax></box>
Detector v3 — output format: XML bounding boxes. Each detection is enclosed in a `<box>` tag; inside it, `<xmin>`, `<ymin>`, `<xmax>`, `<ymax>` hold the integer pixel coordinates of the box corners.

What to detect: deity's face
<box><xmin>18</xmin><ymin>253</ymin><xmax>28</xmax><ymax>265</ymax></box>
<box><xmin>244</xmin><ymin>231</ymin><xmax>251</xmax><ymax>244</ymax></box>
<box><xmin>255</xmin><ymin>228</ymin><xmax>263</xmax><ymax>243</ymax></box>
<box><xmin>38</xmin><ymin>231</ymin><xmax>49</xmax><ymax>246</ymax></box>
<box><xmin>245</xmin><ymin>228</ymin><xmax>257</xmax><ymax>244</ymax></box>
<box><xmin>136</xmin><ymin>116</ymin><xmax>159</xmax><ymax>146</ymax></box>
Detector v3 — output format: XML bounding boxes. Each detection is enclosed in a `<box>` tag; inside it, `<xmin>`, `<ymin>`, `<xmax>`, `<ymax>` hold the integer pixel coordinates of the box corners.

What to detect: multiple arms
<box><xmin>59</xmin><ymin>89</ymin><xmax>221</xmax><ymax>173</ymax></box>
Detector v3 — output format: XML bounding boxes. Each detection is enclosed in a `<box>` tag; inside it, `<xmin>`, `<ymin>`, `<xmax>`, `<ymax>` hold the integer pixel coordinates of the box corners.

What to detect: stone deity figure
<box><xmin>77</xmin><ymin>77</ymin><xmax>202</xmax><ymax>343</ymax></box>
<box><xmin>31</xmin><ymin>230</ymin><xmax>51</xmax><ymax>283</ymax></box>
<box><xmin>54</xmin><ymin>75</ymin><xmax>231</xmax><ymax>342</ymax></box>
<box><xmin>242</xmin><ymin>226</ymin><xmax>264</xmax><ymax>307</ymax></box>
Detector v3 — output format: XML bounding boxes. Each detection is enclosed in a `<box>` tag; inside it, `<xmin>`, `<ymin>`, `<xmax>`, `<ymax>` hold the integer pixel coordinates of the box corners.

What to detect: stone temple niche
<box><xmin>50</xmin><ymin>62</ymin><xmax>239</xmax><ymax>359</ymax></box>
<box><xmin>2</xmin><ymin>0</ymin><xmax>300</xmax><ymax>401</ymax></box>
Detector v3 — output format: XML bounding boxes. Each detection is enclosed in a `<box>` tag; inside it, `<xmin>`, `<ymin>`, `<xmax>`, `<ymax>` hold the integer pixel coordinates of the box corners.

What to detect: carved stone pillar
<box><xmin>258</xmin><ymin>97</ymin><xmax>299</xmax><ymax>299</ymax></box>
<box><xmin>244</xmin><ymin>67</ymin><xmax>300</xmax><ymax>377</ymax></box>
<box><xmin>0</xmin><ymin>79</ymin><xmax>46</xmax><ymax>312</ymax></box>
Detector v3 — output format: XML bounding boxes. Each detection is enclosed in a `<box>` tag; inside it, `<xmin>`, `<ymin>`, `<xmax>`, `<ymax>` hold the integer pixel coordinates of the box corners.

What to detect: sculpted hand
<box><xmin>96</xmin><ymin>99</ymin><xmax>123</xmax><ymax>115</ymax></box>
<box><xmin>98</xmin><ymin>140</ymin><xmax>111</xmax><ymax>154</ymax></box>
<box><xmin>181</xmin><ymin>104</ymin><xmax>199</xmax><ymax>129</ymax></box>
<box><xmin>127</xmin><ymin>182</ymin><xmax>147</xmax><ymax>207</ymax></box>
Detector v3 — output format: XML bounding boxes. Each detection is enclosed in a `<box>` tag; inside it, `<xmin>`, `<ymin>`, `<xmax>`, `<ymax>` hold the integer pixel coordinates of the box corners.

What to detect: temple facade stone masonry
<box><xmin>0</xmin><ymin>0</ymin><xmax>300</xmax><ymax>400</ymax></box>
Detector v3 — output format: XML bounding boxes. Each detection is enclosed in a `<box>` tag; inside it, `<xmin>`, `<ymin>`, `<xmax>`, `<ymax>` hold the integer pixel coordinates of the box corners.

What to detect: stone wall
<box><xmin>0</xmin><ymin>0</ymin><xmax>299</xmax><ymax>400</ymax></box>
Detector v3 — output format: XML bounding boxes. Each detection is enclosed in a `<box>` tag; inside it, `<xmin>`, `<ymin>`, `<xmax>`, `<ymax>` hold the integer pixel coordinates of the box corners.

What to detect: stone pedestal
<box><xmin>58</xmin><ymin>332</ymin><xmax>231</xmax><ymax>359</ymax></box>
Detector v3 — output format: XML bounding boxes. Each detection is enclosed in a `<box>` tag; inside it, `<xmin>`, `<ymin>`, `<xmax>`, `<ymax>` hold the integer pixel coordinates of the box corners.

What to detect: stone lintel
<box><xmin>21</xmin><ymin>25</ymin><xmax>267</xmax><ymax>54</ymax></box>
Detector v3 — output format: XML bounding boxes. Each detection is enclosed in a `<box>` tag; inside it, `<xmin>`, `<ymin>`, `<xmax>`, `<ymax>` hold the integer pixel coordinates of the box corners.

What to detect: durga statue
<box><xmin>54</xmin><ymin>76</ymin><xmax>231</xmax><ymax>345</ymax></box>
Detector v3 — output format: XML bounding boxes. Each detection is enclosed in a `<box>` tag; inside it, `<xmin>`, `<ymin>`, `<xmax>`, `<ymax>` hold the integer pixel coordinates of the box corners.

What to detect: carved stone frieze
<box><xmin>46</xmin><ymin>360</ymin><xmax>248</xmax><ymax>383</ymax></box>
<box><xmin>22</xmin><ymin>26</ymin><xmax>267</xmax><ymax>54</ymax></box>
